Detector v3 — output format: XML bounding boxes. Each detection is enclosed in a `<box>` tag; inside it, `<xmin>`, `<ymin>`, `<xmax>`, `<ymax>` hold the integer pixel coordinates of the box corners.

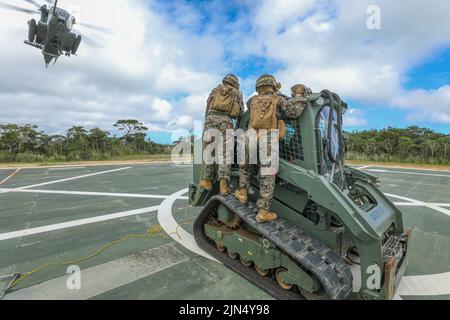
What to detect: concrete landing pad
<box><xmin>0</xmin><ymin>164</ymin><xmax>449</xmax><ymax>300</ymax></box>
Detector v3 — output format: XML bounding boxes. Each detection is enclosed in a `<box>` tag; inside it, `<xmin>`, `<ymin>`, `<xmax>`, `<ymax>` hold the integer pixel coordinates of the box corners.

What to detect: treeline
<box><xmin>0</xmin><ymin>120</ymin><xmax>171</xmax><ymax>163</ymax></box>
<box><xmin>345</xmin><ymin>126</ymin><xmax>450</xmax><ymax>165</ymax></box>
<box><xmin>1</xmin><ymin>121</ymin><xmax>448</xmax><ymax>165</ymax></box>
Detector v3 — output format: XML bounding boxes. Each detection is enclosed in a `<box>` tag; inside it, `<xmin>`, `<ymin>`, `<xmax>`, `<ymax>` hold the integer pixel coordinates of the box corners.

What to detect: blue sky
<box><xmin>0</xmin><ymin>0</ymin><xmax>449</xmax><ymax>145</ymax></box>
<box><xmin>405</xmin><ymin>47</ymin><xmax>450</xmax><ymax>91</ymax></box>
<box><xmin>148</xmin><ymin>0</ymin><xmax>450</xmax><ymax>143</ymax></box>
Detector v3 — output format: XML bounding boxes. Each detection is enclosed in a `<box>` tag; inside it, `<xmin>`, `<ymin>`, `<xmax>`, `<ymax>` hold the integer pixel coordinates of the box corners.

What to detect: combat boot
<box><xmin>234</xmin><ymin>188</ymin><xmax>248</xmax><ymax>204</ymax></box>
<box><xmin>220</xmin><ymin>179</ymin><xmax>230</xmax><ymax>195</ymax></box>
<box><xmin>256</xmin><ymin>209</ymin><xmax>278</xmax><ymax>223</ymax></box>
<box><xmin>199</xmin><ymin>179</ymin><xmax>213</xmax><ymax>191</ymax></box>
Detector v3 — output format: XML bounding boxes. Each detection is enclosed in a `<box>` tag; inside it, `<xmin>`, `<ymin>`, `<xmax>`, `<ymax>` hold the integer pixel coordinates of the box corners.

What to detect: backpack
<box><xmin>249</xmin><ymin>94</ymin><xmax>279</xmax><ymax>131</ymax></box>
<box><xmin>210</xmin><ymin>85</ymin><xmax>240</xmax><ymax>118</ymax></box>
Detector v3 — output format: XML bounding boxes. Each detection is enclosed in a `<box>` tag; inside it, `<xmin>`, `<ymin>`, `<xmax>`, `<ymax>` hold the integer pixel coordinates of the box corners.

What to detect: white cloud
<box><xmin>176</xmin><ymin>115</ymin><xmax>194</xmax><ymax>127</ymax></box>
<box><xmin>1</xmin><ymin>0</ymin><xmax>450</xmax><ymax>136</ymax></box>
<box><xmin>407</xmin><ymin>111</ymin><xmax>450</xmax><ymax>124</ymax></box>
<box><xmin>177</xmin><ymin>94</ymin><xmax>209</xmax><ymax>119</ymax></box>
<box><xmin>392</xmin><ymin>86</ymin><xmax>450</xmax><ymax>111</ymax></box>
<box><xmin>244</xmin><ymin>0</ymin><xmax>450</xmax><ymax>121</ymax></box>
<box><xmin>0</xmin><ymin>0</ymin><xmax>223</xmax><ymax>136</ymax></box>
<box><xmin>345</xmin><ymin>109</ymin><xmax>368</xmax><ymax>127</ymax></box>
<box><xmin>150</xmin><ymin>98</ymin><xmax>173</xmax><ymax>122</ymax></box>
<box><xmin>392</xmin><ymin>86</ymin><xmax>450</xmax><ymax>123</ymax></box>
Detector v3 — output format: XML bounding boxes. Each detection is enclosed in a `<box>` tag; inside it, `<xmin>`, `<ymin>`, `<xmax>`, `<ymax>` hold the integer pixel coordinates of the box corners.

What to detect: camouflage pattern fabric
<box><xmin>202</xmin><ymin>85</ymin><xmax>244</xmax><ymax>182</ymax></box>
<box><xmin>239</xmin><ymin>93</ymin><xmax>305</xmax><ymax>210</ymax></box>
<box><xmin>238</xmin><ymin>131</ymin><xmax>277</xmax><ymax>210</ymax></box>
<box><xmin>202</xmin><ymin>114</ymin><xmax>234</xmax><ymax>181</ymax></box>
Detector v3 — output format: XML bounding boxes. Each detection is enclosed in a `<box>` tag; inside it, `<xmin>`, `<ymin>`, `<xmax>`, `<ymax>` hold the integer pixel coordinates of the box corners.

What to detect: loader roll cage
<box><xmin>316</xmin><ymin>90</ymin><xmax>346</xmax><ymax>189</ymax></box>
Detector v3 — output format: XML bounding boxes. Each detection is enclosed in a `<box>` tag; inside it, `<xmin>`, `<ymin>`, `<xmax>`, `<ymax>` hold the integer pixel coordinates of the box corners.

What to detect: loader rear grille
<box><xmin>280</xmin><ymin>120</ymin><xmax>304</xmax><ymax>162</ymax></box>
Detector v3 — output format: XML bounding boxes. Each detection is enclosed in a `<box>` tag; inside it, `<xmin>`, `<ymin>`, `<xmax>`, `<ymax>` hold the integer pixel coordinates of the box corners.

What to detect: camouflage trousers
<box><xmin>238</xmin><ymin>131</ymin><xmax>279</xmax><ymax>210</ymax></box>
<box><xmin>202</xmin><ymin>114</ymin><xmax>234</xmax><ymax>182</ymax></box>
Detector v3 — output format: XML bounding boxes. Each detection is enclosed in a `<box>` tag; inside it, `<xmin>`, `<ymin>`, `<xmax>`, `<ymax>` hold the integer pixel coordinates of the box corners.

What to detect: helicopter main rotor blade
<box><xmin>79</xmin><ymin>33</ymin><xmax>105</xmax><ymax>48</ymax></box>
<box><xmin>0</xmin><ymin>2</ymin><xmax>38</xmax><ymax>14</ymax></box>
<box><xmin>23</xmin><ymin>0</ymin><xmax>42</xmax><ymax>9</ymax></box>
<box><xmin>78</xmin><ymin>22</ymin><xmax>114</xmax><ymax>35</ymax></box>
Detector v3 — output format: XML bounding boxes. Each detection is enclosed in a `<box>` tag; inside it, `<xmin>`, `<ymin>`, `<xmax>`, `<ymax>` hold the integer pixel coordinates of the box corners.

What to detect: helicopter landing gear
<box><xmin>28</xmin><ymin>19</ymin><xmax>37</xmax><ymax>43</ymax></box>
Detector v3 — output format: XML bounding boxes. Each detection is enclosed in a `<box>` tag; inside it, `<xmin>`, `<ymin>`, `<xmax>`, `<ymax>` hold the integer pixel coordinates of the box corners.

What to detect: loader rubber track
<box><xmin>194</xmin><ymin>194</ymin><xmax>354</xmax><ymax>300</ymax></box>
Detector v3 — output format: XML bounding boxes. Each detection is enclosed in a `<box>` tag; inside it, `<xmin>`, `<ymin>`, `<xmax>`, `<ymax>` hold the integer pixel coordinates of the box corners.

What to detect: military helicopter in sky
<box><xmin>0</xmin><ymin>0</ymin><xmax>112</xmax><ymax>67</ymax></box>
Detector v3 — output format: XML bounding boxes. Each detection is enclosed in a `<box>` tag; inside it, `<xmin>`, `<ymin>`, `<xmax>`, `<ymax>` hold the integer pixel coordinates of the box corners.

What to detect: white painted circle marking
<box><xmin>160</xmin><ymin>189</ymin><xmax>450</xmax><ymax>298</ymax></box>
<box><xmin>157</xmin><ymin>188</ymin><xmax>218</xmax><ymax>262</ymax></box>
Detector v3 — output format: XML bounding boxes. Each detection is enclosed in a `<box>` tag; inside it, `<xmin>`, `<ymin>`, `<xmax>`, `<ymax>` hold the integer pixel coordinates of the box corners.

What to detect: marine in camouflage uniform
<box><xmin>235</xmin><ymin>75</ymin><xmax>307</xmax><ymax>223</ymax></box>
<box><xmin>199</xmin><ymin>74</ymin><xmax>244</xmax><ymax>194</ymax></box>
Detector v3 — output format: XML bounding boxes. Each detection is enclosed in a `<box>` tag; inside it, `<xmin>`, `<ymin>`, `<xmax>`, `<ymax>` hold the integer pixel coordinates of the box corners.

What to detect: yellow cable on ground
<box><xmin>7</xmin><ymin>222</ymin><xmax>188</xmax><ymax>291</ymax></box>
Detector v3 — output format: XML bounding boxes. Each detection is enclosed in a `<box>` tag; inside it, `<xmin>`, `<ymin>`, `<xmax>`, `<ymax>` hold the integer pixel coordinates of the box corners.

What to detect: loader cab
<box><xmin>277</xmin><ymin>92</ymin><xmax>347</xmax><ymax>189</ymax></box>
<box><xmin>315</xmin><ymin>93</ymin><xmax>347</xmax><ymax>190</ymax></box>
<box><xmin>237</xmin><ymin>91</ymin><xmax>347</xmax><ymax>187</ymax></box>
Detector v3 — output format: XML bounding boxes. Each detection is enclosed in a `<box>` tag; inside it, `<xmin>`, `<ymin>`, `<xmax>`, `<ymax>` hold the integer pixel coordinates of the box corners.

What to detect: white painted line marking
<box><xmin>4</xmin><ymin>243</ymin><xmax>189</xmax><ymax>300</ymax></box>
<box><xmin>386</xmin><ymin>194</ymin><xmax>423</xmax><ymax>204</ymax></box>
<box><xmin>426</xmin><ymin>204</ymin><xmax>450</xmax><ymax>217</ymax></box>
<box><xmin>4</xmin><ymin>165</ymin><xmax>88</xmax><ymax>170</ymax></box>
<box><xmin>0</xmin><ymin>168</ymin><xmax>21</xmax><ymax>185</ymax></box>
<box><xmin>394</xmin><ymin>202</ymin><xmax>425</xmax><ymax>207</ymax></box>
<box><xmin>48</xmin><ymin>167</ymin><xmax>87</xmax><ymax>171</ymax></box>
<box><xmin>0</xmin><ymin>164</ymin><xmax>131</xmax><ymax>170</ymax></box>
<box><xmin>396</xmin><ymin>272</ymin><xmax>450</xmax><ymax>297</ymax></box>
<box><xmin>386</xmin><ymin>193</ymin><xmax>450</xmax><ymax>217</ymax></box>
<box><xmin>157</xmin><ymin>189</ymin><xmax>218</xmax><ymax>262</ymax></box>
<box><xmin>0</xmin><ymin>188</ymin><xmax>188</xmax><ymax>200</ymax></box>
<box><xmin>368</xmin><ymin>169</ymin><xmax>450</xmax><ymax>178</ymax></box>
<box><xmin>160</xmin><ymin>189</ymin><xmax>450</xmax><ymax>298</ymax></box>
<box><xmin>394</xmin><ymin>202</ymin><xmax>450</xmax><ymax>207</ymax></box>
<box><xmin>0</xmin><ymin>167</ymin><xmax>131</xmax><ymax>194</ymax></box>
<box><xmin>0</xmin><ymin>205</ymin><xmax>159</xmax><ymax>241</ymax></box>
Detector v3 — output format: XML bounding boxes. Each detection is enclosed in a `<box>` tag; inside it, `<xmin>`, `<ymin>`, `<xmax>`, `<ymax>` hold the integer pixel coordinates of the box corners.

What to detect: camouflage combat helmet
<box><xmin>291</xmin><ymin>84</ymin><xmax>312</xmax><ymax>97</ymax></box>
<box><xmin>256</xmin><ymin>74</ymin><xmax>277</xmax><ymax>91</ymax></box>
<box><xmin>222</xmin><ymin>74</ymin><xmax>240</xmax><ymax>90</ymax></box>
<box><xmin>291</xmin><ymin>84</ymin><xmax>307</xmax><ymax>96</ymax></box>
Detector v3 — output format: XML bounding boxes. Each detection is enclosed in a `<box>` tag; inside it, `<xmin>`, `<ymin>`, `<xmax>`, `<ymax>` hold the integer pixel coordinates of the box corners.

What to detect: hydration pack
<box><xmin>210</xmin><ymin>85</ymin><xmax>240</xmax><ymax>118</ymax></box>
<box><xmin>249</xmin><ymin>94</ymin><xmax>279</xmax><ymax>130</ymax></box>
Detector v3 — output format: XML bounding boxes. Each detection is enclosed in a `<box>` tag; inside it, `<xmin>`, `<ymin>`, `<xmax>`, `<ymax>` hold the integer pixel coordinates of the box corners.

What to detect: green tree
<box><xmin>89</xmin><ymin>128</ymin><xmax>110</xmax><ymax>153</ymax></box>
<box><xmin>113</xmin><ymin>120</ymin><xmax>148</xmax><ymax>144</ymax></box>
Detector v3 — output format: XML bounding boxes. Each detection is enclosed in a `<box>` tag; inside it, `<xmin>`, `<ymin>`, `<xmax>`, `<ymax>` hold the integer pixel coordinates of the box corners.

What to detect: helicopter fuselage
<box><xmin>1</xmin><ymin>0</ymin><xmax>109</xmax><ymax>67</ymax></box>
<box><xmin>25</xmin><ymin>5</ymin><xmax>81</xmax><ymax>66</ymax></box>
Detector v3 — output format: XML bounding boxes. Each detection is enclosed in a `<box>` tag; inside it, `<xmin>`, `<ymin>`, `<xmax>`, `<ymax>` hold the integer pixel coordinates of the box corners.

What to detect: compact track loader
<box><xmin>189</xmin><ymin>90</ymin><xmax>410</xmax><ymax>300</ymax></box>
